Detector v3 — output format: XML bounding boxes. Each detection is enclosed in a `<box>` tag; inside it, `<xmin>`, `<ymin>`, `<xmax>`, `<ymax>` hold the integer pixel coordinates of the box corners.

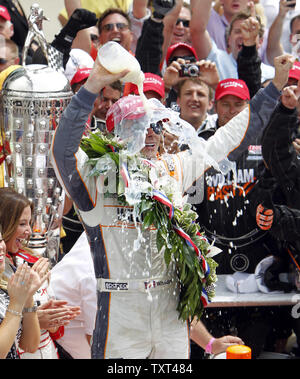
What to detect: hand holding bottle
<box><xmin>84</xmin><ymin>52</ymin><xmax>130</xmax><ymax>95</ymax></box>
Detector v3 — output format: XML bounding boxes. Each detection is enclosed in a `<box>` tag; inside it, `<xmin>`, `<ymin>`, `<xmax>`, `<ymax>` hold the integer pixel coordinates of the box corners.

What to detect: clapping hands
<box><xmin>7</xmin><ymin>258</ymin><xmax>50</xmax><ymax>306</ymax></box>
<box><xmin>37</xmin><ymin>299</ymin><xmax>81</xmax><ymax>331</ymax></box>
<box><xmin>7</xmin><ymin>263</ymin><xmax>33</xmax><ymax>308</ymax></box>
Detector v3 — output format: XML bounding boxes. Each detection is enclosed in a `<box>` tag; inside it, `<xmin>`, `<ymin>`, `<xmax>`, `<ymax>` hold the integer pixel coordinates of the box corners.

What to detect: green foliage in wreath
<box><xmin>81</xmin><ymin>131</ymin><xmax>218</xmax><ymax>321</ymax></box>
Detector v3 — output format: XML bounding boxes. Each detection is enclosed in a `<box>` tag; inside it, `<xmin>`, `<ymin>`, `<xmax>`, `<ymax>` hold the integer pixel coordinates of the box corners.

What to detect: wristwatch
<box><xmin>23</xmin><ymin>305</ymin><xmax>38</xmax><ymax>313</ymax></box>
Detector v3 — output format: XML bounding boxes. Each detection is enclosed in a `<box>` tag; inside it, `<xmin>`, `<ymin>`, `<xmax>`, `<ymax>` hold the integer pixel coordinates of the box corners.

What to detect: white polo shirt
<box><xmin>50</xmin><ymin>232</ymin><xmax>97</xmax><ymax>359</ymax></box>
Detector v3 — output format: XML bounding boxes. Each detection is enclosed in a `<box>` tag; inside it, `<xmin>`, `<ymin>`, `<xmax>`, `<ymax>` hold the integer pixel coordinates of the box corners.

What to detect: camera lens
<box><xmin>187</xmin><ymin>65</ymin><xmax>199</xmax><ymax>77</ymax></box>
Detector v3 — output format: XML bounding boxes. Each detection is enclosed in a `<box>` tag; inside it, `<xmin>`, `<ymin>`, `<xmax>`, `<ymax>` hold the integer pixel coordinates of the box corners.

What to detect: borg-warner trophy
<box><xmin>0</xmin><ymin>4</ymin><xmax>73</xmax><ymax>265</ymax></box>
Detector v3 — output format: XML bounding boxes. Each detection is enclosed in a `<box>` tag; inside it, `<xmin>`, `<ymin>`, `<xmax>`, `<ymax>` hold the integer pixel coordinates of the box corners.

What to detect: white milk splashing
<box><xmin>109</xmin><ymin>80</ymin><xmax>240</xmax><ymax>298</ymax></box>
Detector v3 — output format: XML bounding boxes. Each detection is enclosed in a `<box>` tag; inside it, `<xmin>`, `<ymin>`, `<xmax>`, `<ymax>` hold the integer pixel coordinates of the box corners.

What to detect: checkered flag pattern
<box><xmin>46</xmin><ymin>45</ymin><xmax>64</xmax><ymax>72</ymax></box>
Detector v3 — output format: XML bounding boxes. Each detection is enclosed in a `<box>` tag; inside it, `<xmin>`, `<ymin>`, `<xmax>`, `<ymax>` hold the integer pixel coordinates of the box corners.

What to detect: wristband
<box><xmin>205</xmin><ymin>337</ymin><xmax>215</xmax><ymax>354</ymax></box>
<box><xmin>23</xmin><ymin>305</ymin><xmax>38</xmax><ymax>313</ymax></box>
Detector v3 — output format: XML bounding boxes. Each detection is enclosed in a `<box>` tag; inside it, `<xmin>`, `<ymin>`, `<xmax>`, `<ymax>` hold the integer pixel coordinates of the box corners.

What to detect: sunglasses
<box><xmin>0</xmin><ymin>58</ymin><xmax>8</xmax><ymax>64</ymax></box>
<box><xmin>168</xmin><ymin>55</ymin><xmax>196</xmax><ymax>64</ymax></box>
<box><xmin>150</xmin><ymin>119</ymin><xmax>169</xmax><ymax>135</ymax></box>
<box><xmin>176</xmin><ymin>18</ymin><xmax>190</xmax><ymax>27</ymax></box>
<box><xmin>101</xmin><ymin>22</ymin><xmax>129</xmax><ymax>32</ymax></box>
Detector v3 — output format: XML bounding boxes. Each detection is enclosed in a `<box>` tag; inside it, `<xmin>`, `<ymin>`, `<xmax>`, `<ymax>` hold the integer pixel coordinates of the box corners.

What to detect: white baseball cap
<box><xmin>64</xmin><ymin>49</ymin><xmax>94</xmax><ymax>82</ymax></box>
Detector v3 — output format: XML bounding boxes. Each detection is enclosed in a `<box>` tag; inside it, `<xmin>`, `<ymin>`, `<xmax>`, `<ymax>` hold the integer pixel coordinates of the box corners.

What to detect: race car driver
<box><xmin>51</xmin><ymin>53</ymin><xmax>293</xmax><ymax>359</ymax></box>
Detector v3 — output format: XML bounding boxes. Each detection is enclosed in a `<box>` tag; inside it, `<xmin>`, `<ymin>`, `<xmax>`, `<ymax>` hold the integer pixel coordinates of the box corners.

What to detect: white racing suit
<box><xmin>51</xmin><ymin>82</ymin><xmax>280</xmax><ymax>359</ymax></box>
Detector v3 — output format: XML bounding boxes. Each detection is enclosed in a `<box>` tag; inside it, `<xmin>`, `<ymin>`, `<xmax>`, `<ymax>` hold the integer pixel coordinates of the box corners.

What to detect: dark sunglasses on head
<box><xmin>150</xmin><ymin>119</ymin><xmax>169</xmax><ymax>135</ymax></box>
<box><xmin>176</xmin><ymin>18</ymin><xmax>190</xmax><ymax>27</ymax></box>
<box><xmin>101</xmin><ymin>22</ymin><xmax>129</xmax><ymax>32</ymax></box>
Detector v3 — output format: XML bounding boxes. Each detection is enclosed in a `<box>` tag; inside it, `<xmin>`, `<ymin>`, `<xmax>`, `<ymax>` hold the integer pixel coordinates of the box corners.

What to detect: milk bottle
<box><xmin>97</xmin><ymin>41</ymin><xmax>151</xmax><ymax>152</ymax></box>
<box><xmin>97</xmin><ymin>41</ymin><xmax>145</xmax><ymax>98</ymax></box>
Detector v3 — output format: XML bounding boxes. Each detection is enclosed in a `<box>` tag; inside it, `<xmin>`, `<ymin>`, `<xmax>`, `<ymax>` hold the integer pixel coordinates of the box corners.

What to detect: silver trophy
<box><xmin>0</xmin><ymin>4</ymin><xmax>73</xmax><ymax>264</ymax></box>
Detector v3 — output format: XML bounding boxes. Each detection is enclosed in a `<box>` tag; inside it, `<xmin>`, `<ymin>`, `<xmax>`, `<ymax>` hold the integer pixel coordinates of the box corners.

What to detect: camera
<box><xmin>179</xmin><ymin>64</ymin><xmax>199</xmax><ymax>77</ymax></box>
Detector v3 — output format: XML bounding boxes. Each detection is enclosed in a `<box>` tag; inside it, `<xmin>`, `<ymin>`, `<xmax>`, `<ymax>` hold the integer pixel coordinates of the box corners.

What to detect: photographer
<box><xmin>163</xmin><ymin>45</ymin><xmax>219</xmax><ymax>123</ymax></box>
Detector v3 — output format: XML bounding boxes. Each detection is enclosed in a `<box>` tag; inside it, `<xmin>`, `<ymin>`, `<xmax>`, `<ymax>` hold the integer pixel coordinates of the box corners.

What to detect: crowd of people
<box><xmin>0</xmin><ymin>0</ymin><xmax>299</xmax><ymax>359</ymax></box>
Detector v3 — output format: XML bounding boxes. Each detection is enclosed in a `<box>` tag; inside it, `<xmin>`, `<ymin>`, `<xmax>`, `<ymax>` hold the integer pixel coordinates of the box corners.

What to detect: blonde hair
<box><xmin>0</xmin><ymin>274</ymin><xmax>8</xmax><ymax>291</ymax></box>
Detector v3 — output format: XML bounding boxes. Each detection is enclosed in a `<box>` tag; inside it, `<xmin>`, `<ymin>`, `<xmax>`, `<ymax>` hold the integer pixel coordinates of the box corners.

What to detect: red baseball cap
<box><xmin>127</xmin><ymin>73</ymin><xmax>165</xmax><ymax>99</ymax></box>
<box><xmin>70</xmin><ymin>67</ymin><xmax>92</xmax><ymax>86</ymax></box>
<box><xmin>165</xmin><ymin>42</ymin><xmax>198</xmax><ymax>66</ymax></box>
<box><xmin>288</xmin><ymin>61</ymin><xmax>300</xmax><ymax>80</ymax></box>
<box><xmin>106</xmin><ymin>95</ymin><xmax>146</xmax><ymax>133</ymax></box>
<box><xmin>0</xmin><ymin>6</ymin><xmax>11</xmax><ymax>21</ymax></box>
<box><xmin>215</xmin><ymin>78</ymin><xmax>250</xmax><ymax>101</ymax></box>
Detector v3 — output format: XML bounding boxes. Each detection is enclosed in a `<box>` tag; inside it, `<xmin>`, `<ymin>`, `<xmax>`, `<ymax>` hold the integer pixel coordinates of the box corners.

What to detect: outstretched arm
<box><xmin>63</xmin><ymin>0</ymin><xmax>95</xmax><ymax>55</ymax></box>
<box><xmin>262</xmin><ymin>81</ymin><xmax>300</xmax><ymax>208</ymax></box>
<box><xmin>266</xmin><ymin>0</ymin><xmax>292</xmax><ymax>66</ymax></box>
<box><xmin>161</xmin><ymin>0</ymin><xmax>183</xmax><ymax>64</ymax></box>
<box><xmin>208</xmin><ymin>54</ymin><xmax>293</xmax><ymax>163</ymax></box>
<box><xmin>135</xmin><ymin>0</ymin><xmax>180</xmax><ymax>75</ymax></box>
<box><xmin>237</xmin><ymin>3</ymin><xmax>262</xmax><ymax>97</ymax></box>
<box><xmin>129</xmin><ymin>0</ymin><xmax>150</xmax><ymax>54</ymax></box>
<box><xmin>51</xmin><ymin>59</ymin><xmax>129</xmax><ymax>211</ymax></box>
<box><xmin>190</xmin><ymin>0</ymin><xmax>213</xmax><ymax>60</ymax></box>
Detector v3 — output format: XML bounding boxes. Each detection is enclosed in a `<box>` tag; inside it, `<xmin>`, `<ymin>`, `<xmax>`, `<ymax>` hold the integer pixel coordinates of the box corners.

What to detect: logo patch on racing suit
<box><xmin>104</xmin><ymin>282</ymin><xmax>129</xmax><ymax>291</ymax></box>
<box><xmin>144</xmin><ymin>279</ymin><xmax>172</xmax><ymax>290</ymax></box>
<box><xmin>206</xmin><ymin>168</ymin><xmax>256</xmax><ymax>201</ymax></box>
